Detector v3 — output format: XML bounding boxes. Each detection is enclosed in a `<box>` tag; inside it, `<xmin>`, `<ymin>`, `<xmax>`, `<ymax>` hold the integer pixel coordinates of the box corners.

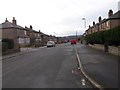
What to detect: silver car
<box><xmin>47</xmin><ymin>41</ymin><xmax>56</xmax><ymax>47</ymax></box>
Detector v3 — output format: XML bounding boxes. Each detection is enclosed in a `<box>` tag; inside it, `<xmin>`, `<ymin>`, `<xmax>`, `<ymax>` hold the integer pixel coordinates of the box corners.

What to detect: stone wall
<box><xmin>108</xmin><ymin>46</ymin><xmax>120</xmax><ymax>56</ymax></box>
<box><xmin>89</xmin><ymin>44</ymin><xmax>120</xmax><ymax>56</ymax></box>
<box><xmin>89</xmin><ymin>44</ymin><xmax>104</xmax><ymax>51</ymax></box>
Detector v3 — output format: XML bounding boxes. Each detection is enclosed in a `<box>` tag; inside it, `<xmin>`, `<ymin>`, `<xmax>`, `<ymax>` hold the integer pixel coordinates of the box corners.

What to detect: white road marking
<box><xmin>81</xmin><ymin>79</ymin><xmax>86</xmax><ymax>86</ymax></box>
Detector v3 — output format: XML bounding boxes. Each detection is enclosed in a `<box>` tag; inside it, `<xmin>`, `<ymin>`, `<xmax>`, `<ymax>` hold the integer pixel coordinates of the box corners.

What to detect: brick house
<box><xmin>0</xmin><ymin>17</ymin><xmax>30</xmax><ymax>49</ymax></box>
<box><xmin>85</xmin><ymin>10</ymin><xmax>120</xmax><ymax>35</ymax></box>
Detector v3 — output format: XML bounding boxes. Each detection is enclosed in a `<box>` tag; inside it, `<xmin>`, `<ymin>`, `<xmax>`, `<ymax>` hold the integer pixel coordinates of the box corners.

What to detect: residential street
<box><xmin>2</xmin><ymin>43</ymin><xmax>118</xmax><ymax>89</ymax></box>
<box><xmin>2</xmin><ymin>43</ymin><xmax>92</xmax><ymax>88</ymax></box>
<box><xmin>0</xmin><ymin>0</ymin><xmax>119</xmax><ymax>89</ymax></box>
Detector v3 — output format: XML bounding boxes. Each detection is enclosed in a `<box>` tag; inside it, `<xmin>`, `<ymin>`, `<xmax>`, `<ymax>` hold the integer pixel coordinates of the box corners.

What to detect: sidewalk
<box><xmin>1</xmin><ymin>46</ymin><xmax>46</xmax><ymax>60</ymax></box>
<box><xmin>76</xmin><ymin>44</ymin><xmax>118</xmax><ymax>88</ymax></box>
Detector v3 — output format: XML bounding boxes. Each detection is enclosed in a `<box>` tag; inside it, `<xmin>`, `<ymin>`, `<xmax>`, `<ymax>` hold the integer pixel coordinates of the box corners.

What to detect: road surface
<box><xmin>2</xmin><ymin>43</ymin><xmax>92</xmax><ymax>88</ymax></box>
<box><xmin>2</xmin><ymin>43</ymin><xmax>118</xmax><ymax>89</ymax></box>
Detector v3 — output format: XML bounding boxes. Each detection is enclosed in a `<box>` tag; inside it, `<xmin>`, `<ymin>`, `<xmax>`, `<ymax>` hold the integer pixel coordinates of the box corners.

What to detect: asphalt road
<box><xmin>76</xmin><ymin>44</ymin><xmax>118</xmax><ymax>88</ymax></box>
<box><xmin>2</xmin><ymin>43</ymin><xmax>93</xmax><ymax>88</ymax></box>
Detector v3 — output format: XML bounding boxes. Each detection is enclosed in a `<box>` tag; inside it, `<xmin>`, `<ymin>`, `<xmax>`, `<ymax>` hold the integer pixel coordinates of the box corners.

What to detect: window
<box><xmin>38</xmin><ymin>34</ymin><xmax>40</xmax><ymax>37</ymax></box>
<box><xmin>106</xmin><ymin>21</ymin><xmax>109</xmax><ymax>27</ymax></box>
<box><xmin>18</xmin><ymin>38</ymin><xmax>24</xmax><ymax>44</ymax></box>
<box><xmin>26</xmin><ymin>38</ymin><xmax>30</xmax><ymax>43</ymax></box>
<box><xmin>24</xmin><ymin>31</ymin><xmax>27</xmax><ymax>35</ymax></box>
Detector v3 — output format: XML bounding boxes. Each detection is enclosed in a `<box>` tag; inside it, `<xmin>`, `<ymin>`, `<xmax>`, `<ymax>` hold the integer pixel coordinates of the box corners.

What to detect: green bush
<box><xmin>2</xmin><ymin>42</ymin><xmax>8</xmax><ymax>52</ymax></box>
<box><xmin>104</xmin><ymin>26</ymin><xmax>120</xmax><ymax>46</ymax></box>
<box><xmin>0</xmin><ymin>42</ymin><xmax>2</xmax><ymax>52</ymax></box>
<box><xmin>85</xmin><ymin>25</ymin><xmax>120</xmax><ymax>46</ymax></box>
<box><xmin>2</xmin><ymin>38</ymin><xmax>14</xmax><ymax>49</ymax></box>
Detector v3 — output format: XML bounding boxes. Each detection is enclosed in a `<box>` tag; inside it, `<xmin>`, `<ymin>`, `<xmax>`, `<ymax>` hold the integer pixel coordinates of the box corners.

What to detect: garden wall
<box><xmin>89</xmin><ymin>44</ymin><xmax>120</xmax><ymax>56</ymax></box>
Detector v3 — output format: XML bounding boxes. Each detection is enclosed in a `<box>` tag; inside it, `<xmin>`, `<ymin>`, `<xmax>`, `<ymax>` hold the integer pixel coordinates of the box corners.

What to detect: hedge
<box><xmin>2</xmin><ymin>38</ymin><xmax>14</xmax><ymax>49</ymax></box>
<box><xmin>85</xmin><ymin>25</ymin><xmax>120</xmax><ymax>46</ymax></box>
<box><xmin>2</xmin><ymin>42</ymin><xmax>8</xmax><ymax>52</ymax></box>
<box><xmin>0</xmin><ymin>42</ymin><xmax>2</xmax><ymax>52</ymax></box>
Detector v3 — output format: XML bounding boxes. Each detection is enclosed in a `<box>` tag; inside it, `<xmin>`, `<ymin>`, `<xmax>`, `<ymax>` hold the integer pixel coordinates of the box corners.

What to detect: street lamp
<box><xmin>76</xmin><ymin>30</ymin><xmax>77</xmax><ymax>39</ymax></box>
<box><xmin>82</xmin><ymin>18</ymin><xmax>86</xmax><ymax>29</ymax></box>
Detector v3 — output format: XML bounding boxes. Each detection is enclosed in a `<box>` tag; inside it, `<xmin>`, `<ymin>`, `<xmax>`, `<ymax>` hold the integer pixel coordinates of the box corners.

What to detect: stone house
<box><xmin>25</xmin><ymin>26</ymin><xmax>42</xmax><ymax>47</ymax></box>
<box><xmin>0</xmin><ymin>17</ymin><xmax>30</xmax><ymax>49</ymax></box>
<box><xmin>85</xmin><ymin>10</ymin><xmax>120</xmax><ymax>35</ymax></box>
<box><xmin>41</xmin><ymin>33</ymin><xmax>50</xmax><ymax>45</ymax></box>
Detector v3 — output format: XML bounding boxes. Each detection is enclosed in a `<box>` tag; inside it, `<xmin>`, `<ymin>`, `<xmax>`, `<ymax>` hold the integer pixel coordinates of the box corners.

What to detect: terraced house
<box><xmin>85</xmin><ymin>9</ymin><xmax>120</xmax><ymax>35</ymax></box>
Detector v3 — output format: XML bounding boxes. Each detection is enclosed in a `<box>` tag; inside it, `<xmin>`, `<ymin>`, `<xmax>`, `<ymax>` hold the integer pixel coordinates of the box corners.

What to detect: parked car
<box><xmin>47</xmin><ymin>41</ymin><xmax>56</xmax><ymax>47</ymax></box>
<box><xmin>70</xmin><ymin>39</ymin><xmax>77</xmax><ymax>45</ymax></box>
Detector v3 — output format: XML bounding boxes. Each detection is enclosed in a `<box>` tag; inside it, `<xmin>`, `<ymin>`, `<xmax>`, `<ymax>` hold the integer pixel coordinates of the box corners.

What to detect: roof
<box><xmin>109</xmin><ymin>10</ymin><xmax>120</xmax><ymax>19</ymax></box>
<box><xmin>0</xmin><ymin>21</ymin><xmax>25</xmax><ymax>29</ymax></box>
<box><xmin>25</xmin><ymin>27</ymin><xmax>38</xmax><ymax>33</ymax></box>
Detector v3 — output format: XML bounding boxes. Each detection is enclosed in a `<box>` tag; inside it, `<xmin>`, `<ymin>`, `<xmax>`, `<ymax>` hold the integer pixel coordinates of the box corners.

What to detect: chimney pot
<box><xmin>89</xmin><ymin>25</ymin><xmax>91</xmax><ymax>28</ymax></box>
<box><xmin>25</xmin><ymin>26</ymin><xmax>28</xmax><ymax>28</ymax></box>
<box><xmin>30</xmin><ymin>25</ymin><xmax>33</xmax><ymax>29</ymax></box>
<box><xmin>93</xmin><ymin>21</ymin><xmax>95</xmax><ymax>25</ymax></box>
<box><xmin>5</xmin><ymin>18</ymin><xmax>8</xmax><ymax>22</ymax></box>
<box><xmin>98</xmin><ymin>16</ymin><xmax>102</xmax><ymax>22</ymax></box>
<box><xmin>13</xmin><ymin>17</ymin><xmax>15</xmax><ymax>20</ymax></box>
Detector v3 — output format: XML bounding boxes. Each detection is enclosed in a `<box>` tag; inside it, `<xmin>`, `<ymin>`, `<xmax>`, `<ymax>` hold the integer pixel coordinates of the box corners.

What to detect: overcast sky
<box><xmin>0</xmin><ymin>0</ymin><xmax>119</xmax><ymax>36</ymax></box>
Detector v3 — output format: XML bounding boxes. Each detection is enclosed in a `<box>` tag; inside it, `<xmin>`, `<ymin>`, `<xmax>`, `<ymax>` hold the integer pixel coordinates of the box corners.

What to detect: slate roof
<box><xmin>0</xmin><ymin>20</ymin><xmax>24</xmax><ymax>29</ymax></box>
<box><xmin>109</xmin><ymin>10</ymin><xmax>120</xmax><ymax>19</ymax></box>
<box><xmin>24</xmin><ymin>27</ymin><xmax>37</xmax><ymax>32</ymax></box>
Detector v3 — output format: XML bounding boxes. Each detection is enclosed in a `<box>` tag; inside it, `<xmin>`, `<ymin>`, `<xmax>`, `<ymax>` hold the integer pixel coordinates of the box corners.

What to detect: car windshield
<box><xmin>47</xmin><ymin>41</ymin><xmax>53</xmax><ymax>44</ymax></box>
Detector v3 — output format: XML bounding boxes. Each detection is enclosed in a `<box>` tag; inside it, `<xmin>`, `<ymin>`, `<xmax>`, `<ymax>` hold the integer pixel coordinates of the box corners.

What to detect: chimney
<box><xmin>12</xmin><ymin>17</ymin><xmax>17</xmax><ymax>25</ymax></box>
<box><xmin>98</xmin><ymin>16</ymin><xmax>102</xmax><ymax>22</ymax></box>
<box><xmin>89</xmin><ymin>25</ymin><xmax>91</xmax><ymax>28</ymax></box>
<box><xmin>93</xmin><ymin>21</ymin><xmax>95</xmax><ymax>26</ymax></box>
<box><xmin>30</xmin><ymin>25</ymin><xmax>33</xmax><ymax>29</ymax></box>
<box><xmin>25</xmin><ymin>26</ymin><xmax>28</xmax><ymax>28</ymax></box>
<box><xmin>5</xmin><ymin>18</ymin><xmax>8</xmax><ymax>22</ymax></box>
<box><xmin>108</xmin><ymin>9</ymin><xmax>113</xmax><ymax>18</ymax></box>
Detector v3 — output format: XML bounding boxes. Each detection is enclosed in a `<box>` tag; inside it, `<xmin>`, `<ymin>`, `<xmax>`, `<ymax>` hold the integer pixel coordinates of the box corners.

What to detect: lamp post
<box><xmin>76</xmin><ymin>30</ymin><xmax>77</xmax><ymax>40</ymax></box>
<box><xmin>82</xmin><ymin>18</ymin><xmax>86</xmax><ymax>29</ymax></box>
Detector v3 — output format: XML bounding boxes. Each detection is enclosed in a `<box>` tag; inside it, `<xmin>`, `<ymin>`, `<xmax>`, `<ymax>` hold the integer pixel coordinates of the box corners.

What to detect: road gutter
<box><xmin>74</xmin><ymin>46</ymin><xmax>104</xmax><ymax>90</ymax></box>
<box><xmin>1</xmin><ymin>46</ymin><xmax>47</xmax><ymax>61</ymax></box>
